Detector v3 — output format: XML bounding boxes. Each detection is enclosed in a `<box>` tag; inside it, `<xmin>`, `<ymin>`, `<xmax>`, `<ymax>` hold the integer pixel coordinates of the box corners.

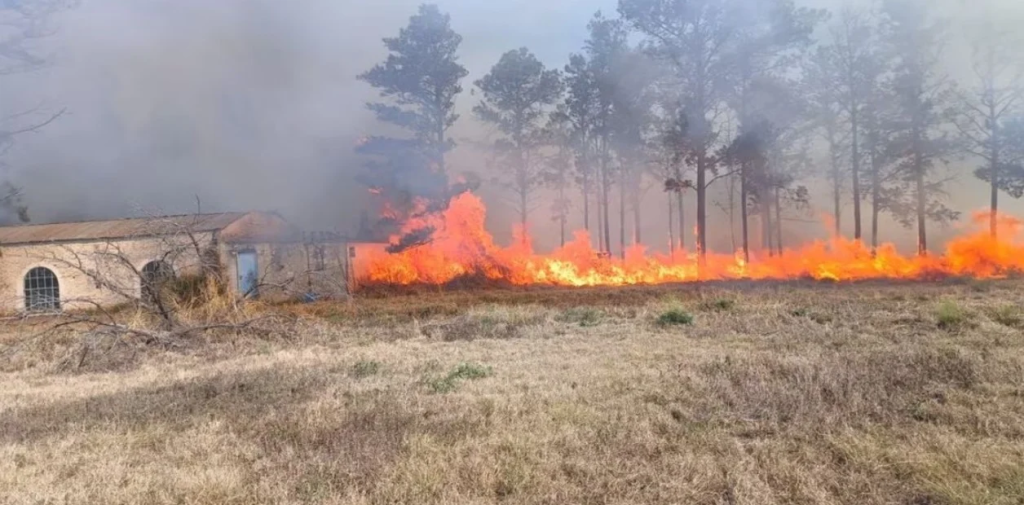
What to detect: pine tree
<box><xmin>356</xmin><ymin>4</ymin><xmax>468</xmax><ymax>238</ymax></box>
<box><xmin>474</xmin><ymin>48</ymin><xmax>563</xmax><ymax>239</ymax></box>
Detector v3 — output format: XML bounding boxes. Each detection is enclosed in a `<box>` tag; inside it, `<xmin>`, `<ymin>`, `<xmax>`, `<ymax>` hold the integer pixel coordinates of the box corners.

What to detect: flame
<box><xmin>361</xmin><ymin>193</ymin><xmax>1024</xmax><ymax>287</ymax></box>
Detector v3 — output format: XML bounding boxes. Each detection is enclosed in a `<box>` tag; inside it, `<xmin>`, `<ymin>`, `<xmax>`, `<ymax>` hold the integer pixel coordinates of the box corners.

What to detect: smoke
<box><xmin>2</xmin><ymin>0</ymin><xmax>613</xmax><ymax>230</ymax></box>
<box><xmin>2</xmin><ymin>0</ymin><xmax>1023</xmax><ymax>253</ymax></box>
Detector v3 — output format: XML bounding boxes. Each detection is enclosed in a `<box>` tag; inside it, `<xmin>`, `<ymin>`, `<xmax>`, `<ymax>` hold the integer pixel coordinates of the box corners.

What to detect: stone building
<box><xmin>0</xmin><ymin>211</ymin><xmax>382</xmax><ymax>314</ymax></box>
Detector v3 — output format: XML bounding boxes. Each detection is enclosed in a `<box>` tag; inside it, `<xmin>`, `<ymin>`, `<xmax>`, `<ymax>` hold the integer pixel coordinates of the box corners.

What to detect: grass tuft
<box><xmin>701</xmin><ymin>298</ymin><xmax>736</xmax><ymax>312</ymax></box>
<box><xmin>935</xmin><ymin>300</ymin><xmax>969</xmax><ymax>330</ymax></box>
<box><xmin>990</xmin><ymin>305</ymin><xmax>1024</xmax><ymax>328</ymax></box>
<box><xmin>426</xmin><ymin>362</ymin><xmax>493</xmax><ymax>394</ymax></box>
<box><xmin>557</xmin><ymin>307</ymin><xmax>604</xmax><ymax>327</ymax></box>
<box><xmin>351</xmin><ymin>360</ymin><xmax>381</xmax><ymax>379</ymax></box>
<box><xmin>657</xmin><ymin>308</ymin><xmax>694</xmax><ymax>327</ymax></box>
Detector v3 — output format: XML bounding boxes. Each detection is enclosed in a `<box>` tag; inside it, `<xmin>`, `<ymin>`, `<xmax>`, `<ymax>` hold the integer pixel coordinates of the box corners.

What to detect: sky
<box><xmin>4</xmin><ymin>0</ymin><xmax>1024</xmax><ymax>251</ymax></box>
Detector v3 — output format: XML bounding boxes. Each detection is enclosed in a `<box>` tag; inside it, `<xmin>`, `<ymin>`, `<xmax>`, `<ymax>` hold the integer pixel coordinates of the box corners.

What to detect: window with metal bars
<box><xmin>24</xmin><ymin>267</ymin><xmax>60</xmax><ymax>312</ymax></box>
<box><xmin>141</xmin><ymin>261</ymin><xmax>173</xmax><ymax>303</ymax></box>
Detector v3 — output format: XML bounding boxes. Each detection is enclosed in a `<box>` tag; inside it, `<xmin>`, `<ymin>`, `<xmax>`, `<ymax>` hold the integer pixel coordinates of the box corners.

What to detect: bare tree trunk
<box><xmin>871</xmin><ymin>153</ymin><xmax>881</xmax><ymax>253</ymax></box>
<box><xmin>915</xmin><ymin>150</ymin><xmax>927</xmax><ymax>256</ymax></box>
<box><xmin>851</xmin><ymin>110</ymin><xmax>863</xmax><ymax>240</ymax></box>
<box><xmin>676</xmin><ymin>190</ymin><xmax>685</xmax><ymax>253</ymax></box>
<box><xmin>991</xmin><ymin>110</ymin><xmax>1000</xmax><ymax>238</ymax></box>
<box><xmin>727</xmin><ymin>172</ymin><xmax>737</xmax><ymax>252</ymax></box>
<box><xmin>674</xmin><ymin>166</ymin><xmax>686</xmax><ymax>252</ymax></box>
<box><xmin>582</xmin><ymin>171</ymin><xmax>591</xmax><ymax>242</ymax></box>
<box><xmin>774</xmin><ymin>186</ymin><xmax>783</xmax><ymax>255</ymax></box>
<box><xmin>519</xmin><ymin>188</ymin><xmax>528</xmax><ymax>248</ymax></box>
<box><xmin>741</xmin><ymin>167</ymin><xmax>749</xmax><ymax>263</ymax></box>
<box><xmin>668</xmin><ymin>192</ymin><xmax>676</xmax><ymax>258</ymax></box>
<box><xmin>761</xmin><ymin>200</ymin><xmax>773</xmax><ymax>256</ymax></box>
<box><xmin>559</xmin><ymin>183</ymin><xmax>566</xmax><ymax>247</ymax></box>
<box><xmin>596</xmin><ymin>182</ymin><xmax>604</xmax><ymax>251</ymax></box>
<box><xmin>696</xmin><ymin>154</ymin><xmax>707</xmax><ymax>263</ymax></box>
<box><xmin>619</xmin><ymin>170</ymin><xmax>627</xmax><ymax>259</ymax></box>
<box><xmin>829</xmin><ymin>133</ymin><xmax>842</xmax><ymax>238</ymax></box>
<box><xmin>602</xmin><ymin>168</ymin><xmax>612</xmax><ymax>255</ymax></box>
<box><xmin>632</xmin><ymin>187</ymin><xmax>642</xmax><ymax>246</ymax></box>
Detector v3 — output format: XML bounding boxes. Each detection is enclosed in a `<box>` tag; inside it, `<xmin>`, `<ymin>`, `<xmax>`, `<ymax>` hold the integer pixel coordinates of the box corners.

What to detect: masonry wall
<box><xmin>0</xmin><ymin>233</ymin><xmax>361</xmax><ymax>314</ymax></box>
<box><xmin>218</xmin><ymin>241</ymin><xmax>352</xmax><ymax>302</ymax></box>
<box><xmin>0</xmin><ymin>232</ymin><xmax>217</xmax><ymax>314</ymax></box>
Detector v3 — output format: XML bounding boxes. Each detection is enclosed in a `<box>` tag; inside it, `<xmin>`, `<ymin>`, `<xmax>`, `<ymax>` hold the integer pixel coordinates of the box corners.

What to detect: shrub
<box><xmin>657</xmin><ymin>309</ymin><xmax>694</xmax><ymax>327</ymax></box>
<box><xmin>935</xmin><ymin>300</ymin><xmax>968</xmax><ymax>330</ymax></box>
<box><xmin>351</xmin><ymin>360</ymin><xmax>381</xmax><ymax>379</ymax></box>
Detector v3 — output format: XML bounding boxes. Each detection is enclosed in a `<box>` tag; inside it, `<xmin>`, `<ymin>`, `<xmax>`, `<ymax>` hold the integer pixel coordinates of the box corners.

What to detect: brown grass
<box><xmin>2</xmin><ymin>280</ymin><xmax>1024</xmax><ymax>504</ymax></box>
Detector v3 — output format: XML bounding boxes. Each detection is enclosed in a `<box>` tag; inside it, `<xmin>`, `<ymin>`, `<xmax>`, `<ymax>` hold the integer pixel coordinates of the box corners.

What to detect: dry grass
<box><xmin>2</xmin><ymin>280</ymin><xmax>1024</xmax><ymax>504</ymax></box>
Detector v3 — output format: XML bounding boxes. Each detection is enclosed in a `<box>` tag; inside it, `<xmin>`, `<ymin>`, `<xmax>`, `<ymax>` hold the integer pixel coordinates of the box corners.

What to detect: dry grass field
<box><xmin>2</xmin><ymin>280</ymin><xmax>1024</xmax><ymax>504</ymax></box>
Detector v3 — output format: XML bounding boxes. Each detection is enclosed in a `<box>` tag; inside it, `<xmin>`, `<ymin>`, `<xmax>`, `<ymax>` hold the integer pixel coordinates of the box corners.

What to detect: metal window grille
<box><xmin>141</xmin><ymin>261</ymin><xmax>173</xmax><ymax>302</ymax></box>
<box><xmin>24</xmin><ymin>267</ymin><xmax>60</xmax><ymax>312</ymax></box>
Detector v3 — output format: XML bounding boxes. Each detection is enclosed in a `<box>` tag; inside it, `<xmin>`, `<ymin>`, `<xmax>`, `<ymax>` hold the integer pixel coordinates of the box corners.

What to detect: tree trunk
<box><xmin>676</xmin><ymin>189</ymin><xmax>685</xmax><ymax>253</ymax></box>
<box><xmin>619</xmin><ymin>171</ymin><xmax>627</xmax><ymax>259</ymax></box>
<box><xmin>851</xmin><ymin>109</ymin><xmax>862</xmax><ymax>241</ymax></box>
<box><xmin>559</xmin><ymin>183</ymin><xmax>566</xmax><ymax>247</ymax></box>
<box><xmin>596</xmin><ymin>182</ymin><xmax>604</xmax><ymax>251</ymax></box>
<box><xmin>668</xmin><ymin>192</ymin><xmax>676</xmax><ymax>258</ymax></box>
<box><xmin>696</xmin><ymin>154</ymin><xmax>707</xmax><ymax>263</ymax></box>
<box><xmin>726</xmin><ymin>171</ymin><xmax>736</xmax><ymax>251</ymax></box>
<box><xmin>991</xmin><ymin>116</ymin><xmax>1000</xmax><ymax>239</ymax></box>
<box><xmin>774</xmin><ymin>187</ymin><xmax>783</xmax><ymax>255</ymax></box>
<box><xmin>436</xmin><ymin>113</ymin><xmax>446</xmax><ymax>176</ymax></box>
<box><xmin>632</xmin><ymin>187</ymin><xmax>642</xmax><ymax>246</ymax></box>
<box><xmin>741</xmin><ymin>165</ymin><xmax>749</xmax><ymax>263</ymax></box>
<box><xmin>519</xmin><ymin>189</ymin><xmax>528</xmax><ymax>247</ymax></box>
<box><xmin>761</xmin><ymin>199</ymin><xmax>772</xmax><ymax>255</ymax></box>
<box><xmin>829</xmin><ymin>132</ymin><xmax>842</xmax><ymax>238</ymax></box>
<box><xmin>601</xmin><ymin>152</ymin><xmax>612</xmax><ymax>255</ymax></box>
<box><xmin>871</xmin><ymin>153</ymin><xmax>881</xmax><ymax>253</ymax></box>
<box><xmin>582</xmin><ymin>171</ymin><xmax>591</xmax><ymax>239</ymax></box>
<box><xmin>915</xmin><ymin>150</ymin><xmax>927</xmax><ymax>256</ymax></box>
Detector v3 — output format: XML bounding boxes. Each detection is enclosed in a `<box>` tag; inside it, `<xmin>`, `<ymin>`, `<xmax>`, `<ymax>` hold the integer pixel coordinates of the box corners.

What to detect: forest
<box><xmin>355</xmin><ymin>0</ymin><xmax>1024</xmax><ymax>262</ymax></box>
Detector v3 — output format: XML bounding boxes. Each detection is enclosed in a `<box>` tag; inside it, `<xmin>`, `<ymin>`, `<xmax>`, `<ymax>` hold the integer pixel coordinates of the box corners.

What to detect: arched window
<box><xmin>141</xmin><ymin>261</ymin><xmax>174</xmax><ymax>302</ymax></box>
<box><xmin>24</xmin><ymin>267</ymin><xmax>60</xmax><ymax>312</ymax></box>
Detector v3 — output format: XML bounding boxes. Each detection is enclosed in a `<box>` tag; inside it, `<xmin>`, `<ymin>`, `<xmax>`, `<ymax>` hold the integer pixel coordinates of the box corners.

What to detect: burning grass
<box><xmin>2</xmin><ymin>280</ymin><xmax>1024</xmax><ymax>504</ymax></box>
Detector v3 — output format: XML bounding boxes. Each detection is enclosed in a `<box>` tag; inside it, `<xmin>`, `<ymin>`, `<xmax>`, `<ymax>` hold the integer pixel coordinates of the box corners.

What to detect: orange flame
<box><xmin>362</xmin><ymin>193</ymin><xmax>1024</xmax><ymax>287</ymax></box>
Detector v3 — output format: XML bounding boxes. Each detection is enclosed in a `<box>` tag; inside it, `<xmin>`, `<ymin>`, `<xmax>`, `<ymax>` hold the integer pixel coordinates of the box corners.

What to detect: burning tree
<box><xmin>356</xmin><ymin>4</ymin><xmax>469</xmax><ymax>242</ymax></box>
<box><xmin>474</xmin><ymin>48</ymin><xmax>564</xmax><ymax>240</ymax></box>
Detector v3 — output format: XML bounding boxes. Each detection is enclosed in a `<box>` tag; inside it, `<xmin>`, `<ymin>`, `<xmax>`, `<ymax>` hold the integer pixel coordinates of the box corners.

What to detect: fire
<box><xmin>362</xmin><ymin>193</ymin><xmax>1024</xmax><ymax>287</ymax></box>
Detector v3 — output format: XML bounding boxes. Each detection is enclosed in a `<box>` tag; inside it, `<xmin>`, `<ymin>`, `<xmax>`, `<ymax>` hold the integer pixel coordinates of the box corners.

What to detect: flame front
<box><xmin>363</xmin><ymin>193</ymin><xmax>1024</xmax><ymax>287</ymax></box>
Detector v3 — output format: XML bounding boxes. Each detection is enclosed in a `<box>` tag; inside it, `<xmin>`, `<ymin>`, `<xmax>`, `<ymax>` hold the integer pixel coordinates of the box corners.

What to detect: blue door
<box><xmin>236</xmin><ymin>251</ymin><xmax>259</xmax><ymax>298</ymax></box>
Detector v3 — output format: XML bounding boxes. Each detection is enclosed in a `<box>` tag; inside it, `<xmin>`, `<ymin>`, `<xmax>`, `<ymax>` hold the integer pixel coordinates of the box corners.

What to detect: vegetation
<box><xmin>351</xmin><ymin>360</ymin><xmax>382</xmax><ymax>378</ymax></box>
<box><xmin>3</xmin><ymin>281</ymin><xmax>1024</xmax><ymax>503</ymax></box>
<box><xmin>656</xmin><ymin>307</ymin><xmax>694</xmax><ymax>326</ymax></box>
<box><xmin>350</xmin><ymin>0</ymin><xmax>1024</xmax><ymax>259</ymax></box>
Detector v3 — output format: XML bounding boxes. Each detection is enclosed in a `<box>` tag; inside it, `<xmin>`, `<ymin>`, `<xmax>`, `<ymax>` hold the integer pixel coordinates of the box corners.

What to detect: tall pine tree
<box><xmin>357</xmin><ymin>4</ymin><xmax>469</xmax><ymax>240</ymax></box>
<box><xmin>474</xmin><ymin>48</ymin><xmax>563</xmax><ymax>239</ymax></box>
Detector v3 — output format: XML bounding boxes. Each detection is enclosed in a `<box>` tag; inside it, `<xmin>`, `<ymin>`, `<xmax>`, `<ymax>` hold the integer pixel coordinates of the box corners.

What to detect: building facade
<box><xmin>0</xmin><ymin>212</ymin><xmax>376</xmax><ymax>314</ymax></box>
